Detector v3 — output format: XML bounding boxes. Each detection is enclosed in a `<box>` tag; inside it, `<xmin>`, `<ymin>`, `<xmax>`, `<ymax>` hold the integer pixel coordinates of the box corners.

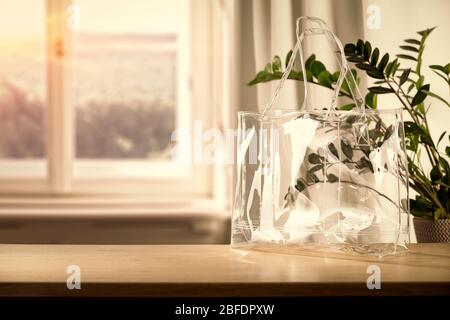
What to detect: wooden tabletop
<box><xmin>0</xmin><ymin>244</ymin><xmax>449</xmax><ymax>297</ymax></box>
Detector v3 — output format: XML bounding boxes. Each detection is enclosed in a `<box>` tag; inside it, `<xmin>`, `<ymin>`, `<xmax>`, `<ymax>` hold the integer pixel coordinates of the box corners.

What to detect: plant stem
<box><xmin>315</xmin><ymin>179</ymin><xmax>401</xmax><ymax>210</ymax></box>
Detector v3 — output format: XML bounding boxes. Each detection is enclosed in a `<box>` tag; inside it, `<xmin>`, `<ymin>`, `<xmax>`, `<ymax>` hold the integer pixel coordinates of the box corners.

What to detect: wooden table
<box><xmin>0</xmin><ymin>244</ymin><xmax>449</xmax><ymax>297</ymax></box>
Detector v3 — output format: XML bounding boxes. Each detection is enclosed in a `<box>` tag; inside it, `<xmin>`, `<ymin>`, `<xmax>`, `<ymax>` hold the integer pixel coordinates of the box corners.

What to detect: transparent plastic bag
<box><xmin>231</xmin><ymin>17</ymin><xmax>409</xmax><ymax>256</ymax></box>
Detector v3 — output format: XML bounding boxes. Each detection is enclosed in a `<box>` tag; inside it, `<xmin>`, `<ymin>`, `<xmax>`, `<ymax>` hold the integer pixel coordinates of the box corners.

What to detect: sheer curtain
<box><xmin>232</xmin><ymin>0</ymin><xmax>365</xmax><ymax>113</ymax></box>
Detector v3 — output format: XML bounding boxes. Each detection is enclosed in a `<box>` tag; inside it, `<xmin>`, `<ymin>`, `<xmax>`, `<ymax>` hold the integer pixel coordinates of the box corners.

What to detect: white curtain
<box><xmin>232</xmin><ymin>0</ymin><xmax>366</xmax><ymax>112</ymax></box>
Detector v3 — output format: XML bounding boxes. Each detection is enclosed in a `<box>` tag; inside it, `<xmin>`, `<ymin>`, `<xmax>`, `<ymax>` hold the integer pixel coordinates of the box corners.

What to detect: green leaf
<box><xmin>326</xmin><ymin>173</ymin><xmax>339</xmax><ymax>183</ymax></box>
<box><xmin>355</xmin><ymin>63</ymin><xmax>376</xmax><ymax>71</ymax></box>
<box><xmin>356</xmin><ymin>157</ymin><xmax>374</xmax><ymax>173</ymax></box>
<box><xmin>290</xmin><ymin>70</ymin><xmax>308</xmax><ymax>81</ymax></box>
<box><xmin>385</xmin><ymin>62</ymin><xmax>394</xmax><ymax>78</ymax></box>
<box><xmin>369</xmin><ymin>123</ymin><xmax>384</xmax><ymax>140</ymax></box>
<box><xmin>404</xmin><ymin>39</ymin><xmax>421</xmax><ymax>45</ymax></box>
<box><xmin>331</xmin><ymin>71</ymin><xmax>340</xmax><ymax>82</ymax></box>
<box><xmin>431</xmin><ymin>70</ymin><xmax>450</xmax><ymax>86</ymax></box>
<box><xmin>404</xmin><ymin>121</ymin><xmax>434</xmax><ymax>146</ymax></box>
<box><xmin>406</xmin><ymin>135</ymin><xmax>419</xmax><ymax>152</ymax></box>
<box><xmin>391</xmin><ymin>60</ymin><xmax>400</xmax><ymax>76</ymax></box>
<box><xmin>305</xmin><ymin>54</ymin><xmax>316</xmax><ymax>70</ymax></box>
<box><xmin>288</xmin><ymin>70</ymin><xmax>299</xmax><ymax>80</ymax></box>
<box><xmin>417</xmin><ymin>27</ymin><xmax>436</xmax><ymax>37</ymax></box>
<box><xmin>256</xmin><ymin>70</ymin><xmax>267</xmax><ymax>80</ymax></box>
<box><xmin>377</xmin><ymin>53</ymin><xmax>389</xmax><ymax>72</ymax></box>
<box><xmin>410</xmin><ymin>197</ymin><xmax>434</xmax><ymax>218</ymax></box>
<box><xmin>308</xmin><ymin>153</ymin><xmax>323</xmax><ymax>164</ymax></box>
<box><xmin>360</xmin><ymin>146</ymin><xmax>371</xmax><ymax>158</ymax></box>
<box><xmin>347</xmin><ymin>56</ymin><xmax>365</xmax><ymax>63</ymax></box>
<box><xmin>445</xmin><ymin>63</ymin><xmax>450</xmax><ymax>74</ymax></box>
<box><xmin>363</xmin><ymin>41</ymin><xmax>372</xmax><ymax>60</ymax></box>
<box><xmin>248</xmin><ymin>70</ymin><xmax>267</xmax><ymax>86</ymax></box>
<box><xmin>430</xmin><ymin>165</ymin><xmax>441</xmax><ymax>182</ymax></box>
<box><xmin>264</xmin><ymin>63</ymin><xmax>272</xmax><ymax>73</ymax></box>
<box><xmin>370</xmin><ymin>48</ymin><xmax>380</xmax><ymax>66</ymax></box>
<box><xmin>340</xmin><ymin>103</ymin><xmax>356</xmax><ymax>111</ymax></box>
<box><xmin>356</xmin><ymin>39</ymin><xmax>365</xmax><ymax>55</ymax></box>
<box><xmin>328</xmin><ymin>143</ymin><xmax>339</xmax><ymax>159</ymax></box>
<box><xmin>439</xmin><ymin>156</ymin><xmax>450</xmax><ymax>184</ymax></box>
<box><xmin>411</xmin><ymin>84</ymin><xmax>430</xmax><ymax>106</ymax></box>
<box><xmin>439</xmin><ymin>155</ymin><xmax>450</xmax><ymax>174</ymax></box>
<box><xmin>295</xmin><ymin>70</ymin><xmax>314</xmax><ymax>82</ymax></box>
<box><xmin>437</xmin><ymin>131</ymin><xmax>447</xmax><ymax>146</ymax></box>
<box><xmin>399</xmin><ymin>45</ymin><xmax>419</xmax><ymax>52</ymax></box>
<box><xmin>344</xmin><ymin>43</ymin><xmax>357</xmax><ymax>55</ymax></box>
<box><xmin>307</xmin><ymin>172</ymin><xmax>320</xmax><ymax>183</ymax></box>
<box><xmin>366</xmin><ymin>69</ymin><xmax>385</xmax><ymax>79</ymax></box>
<box><xmin>368</xmin><ymin>86</ymin><xmax>394</xmax><ymax>94</ymax></box>
<box><xmin>397</xmin><ymin>54</ymin><xmax>417</xmax><ymax>61</ymax></box>
<box><xmin>383</xmin><ymin>124</ymin><xmax>394</xmax><ymax>142</ymax></box>
<box><xmin>446</xmin><ymin>146</ymin><xmax>450</xmax><ymax>158</ymax></box>
<box><xmin>399</xmin><ymin>68</ymin><xmax>411</xmax><ymax>86</ymax></box>
<box><xmin>345</xmin><ymin>115</ymin><xmax>358</xmax><ymax>125</ymax></box>
<box><xmin>341</xmin><ymin>139</ymin><xmax>353</xmax><ymax>159</ymax></box>
<box><xmin>317</xmin><ymin>70</ymin><xmax>332</xmax><ymax>88</ymax></box>
<box><xmin>365</xmin><ymin>92</ymin><xmax>377</xmax><ymax>109</ymax></box>
<box><xmin>434</xmin><ymin>208</ymin><xmax>446</xmax><ymax>221</ymax></box>
<box><xmin>272</xmin><ymin>55</ymin><xmax>282</xmax><ymax>72</ymax></box>
<box><xmin>295</xmin><ymin>179</ymin><xmax>307</xmax><ymax>192</ymax></box>
<box><xmin>430</xmin><ymin>64</ymin><xmax>449</xmax><ymax>75</ymax></box>
<box><xmin>285</xmin><ymin>50</ymin><xmax>293</xmax><ymax>68</ymax></box>
<box><xmin>311</xmin><ymin>60</ymin><xmax>326</xmax><ymax>78</ymax></box>
<box><xmin>309</xmin><ymin>164</ymin><xmax>324</xmax><ymax>173</ymax></box>
<box><xmin>417</xmin><ymin>102</ymin><xmax>425</xmax><ymax>114</ymax></box>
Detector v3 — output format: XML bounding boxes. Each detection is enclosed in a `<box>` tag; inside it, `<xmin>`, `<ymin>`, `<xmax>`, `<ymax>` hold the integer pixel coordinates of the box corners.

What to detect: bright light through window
<box><xmin>0</xmin><ymin>0</ymin><xmax>203</xmax><ymax>193</ymax></box>
<box><xmin>72</xmin><ymin>0</ymin><xmax>191</xmax><ymax>178</ymax></box>
<box><xmin>0</xmin><ymin>0</ymin><xmax>46</xmax><ymax>177</ymax></box>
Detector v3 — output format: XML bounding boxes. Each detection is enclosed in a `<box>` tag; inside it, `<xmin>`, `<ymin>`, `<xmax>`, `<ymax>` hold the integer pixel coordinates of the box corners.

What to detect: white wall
<box><xmin>362</xmin><ymin>0</ymin><xmax>449</xmax><ymax>145</ymax></box>
<box><xmin>362</xmin><ymin>0</ymin><xmax>450</xmax><ymax>242</ymax></box>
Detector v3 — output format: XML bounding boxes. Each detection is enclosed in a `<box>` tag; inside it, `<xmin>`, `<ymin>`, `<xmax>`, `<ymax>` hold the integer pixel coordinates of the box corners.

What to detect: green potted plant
<box><xmin>249</xmin><ymin>27</ymin><xmax>450</xmax><ymax>242</ymax></box>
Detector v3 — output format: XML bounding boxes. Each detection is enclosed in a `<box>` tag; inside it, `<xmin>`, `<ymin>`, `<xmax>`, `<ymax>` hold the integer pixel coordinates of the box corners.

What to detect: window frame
<box><xmin>0</xmin><ymin>0</ymin><xmax>232</xmax><ymax>202</ymax></box>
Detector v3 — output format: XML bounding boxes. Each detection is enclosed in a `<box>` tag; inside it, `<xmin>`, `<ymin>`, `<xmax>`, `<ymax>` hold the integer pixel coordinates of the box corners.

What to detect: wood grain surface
<box><xmin>0</xmin><ymin>244</ymin><xmax>449</xmax><ymax>297</ymax></box>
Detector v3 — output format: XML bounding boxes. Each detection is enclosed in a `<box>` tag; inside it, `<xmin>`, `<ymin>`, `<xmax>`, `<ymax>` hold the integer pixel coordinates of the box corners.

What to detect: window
<box><xmin>72</xmin><ymin>0</ymin><xmax>189</xmax><ymax>180</ymax></box>
<box><xmin>0</xmin><ymin>0</ymin><xmax>46</xmax><ymax>180</ymax></box>
<box><xmin>0</xmin><ymin>0</ymin><xmax>221</xmax><ymax>198</ymax></box>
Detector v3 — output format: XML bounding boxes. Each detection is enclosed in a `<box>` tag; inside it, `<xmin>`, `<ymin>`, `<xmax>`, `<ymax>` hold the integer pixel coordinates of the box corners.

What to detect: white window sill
<box><xmin>0</xmin><ymin>196</ymin><xmax>230</xmax><ymax>219</ymax></box>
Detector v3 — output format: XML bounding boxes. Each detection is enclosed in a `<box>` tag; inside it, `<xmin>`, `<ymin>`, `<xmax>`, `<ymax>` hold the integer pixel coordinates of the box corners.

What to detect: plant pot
<box><xmin>413</xmin><ymin>218</ymin><xmax>450</xmax><ymax>243</ymax></box>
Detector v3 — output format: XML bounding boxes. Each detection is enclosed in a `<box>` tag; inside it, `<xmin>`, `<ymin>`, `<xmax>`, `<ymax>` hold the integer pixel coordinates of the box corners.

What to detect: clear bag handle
<box><xmin>262</xmin><ymin>16</ymin><xmax>365</xmax><ymax>117</ymax></box>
